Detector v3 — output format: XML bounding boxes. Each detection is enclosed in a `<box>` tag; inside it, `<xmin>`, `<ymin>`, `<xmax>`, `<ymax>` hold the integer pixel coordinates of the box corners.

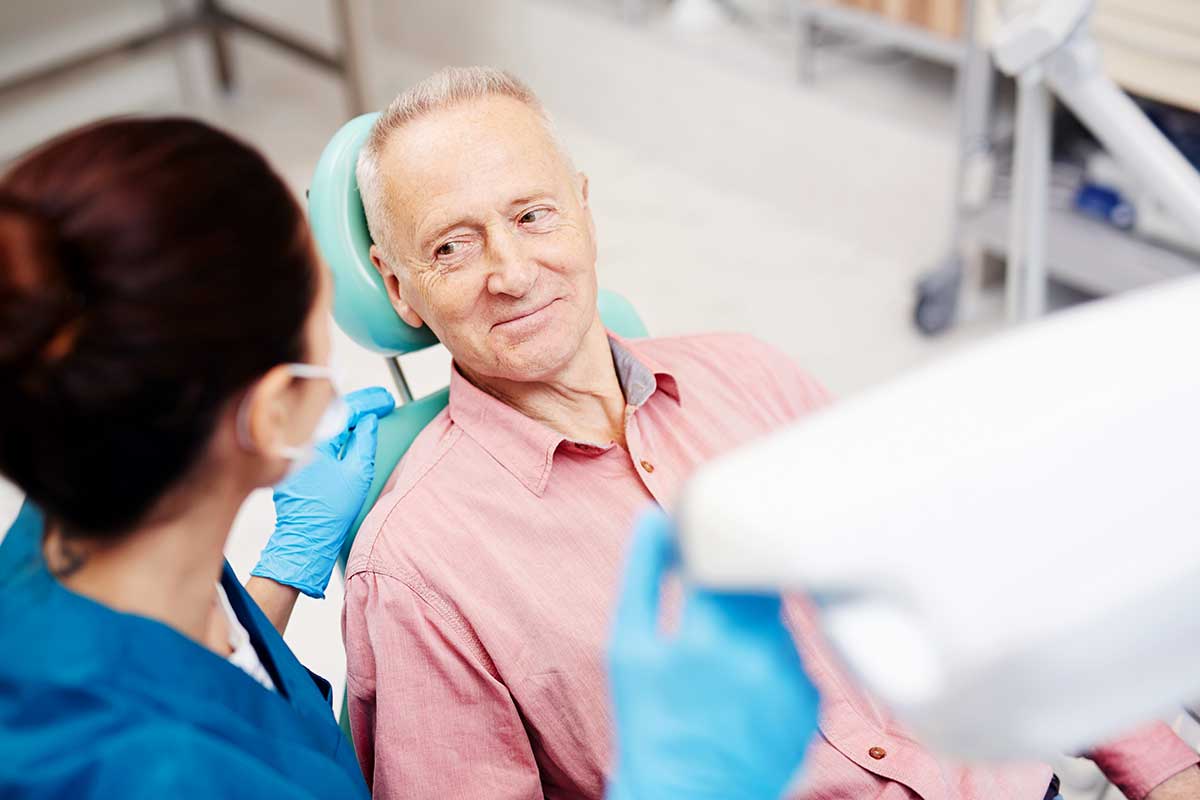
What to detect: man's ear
<box><xmin>577</xmin><ymin>171</ymin><xmax>590</xmax><ymax>207</ymax></box>
<box><xmin>577</xmin><ymin>172</ymin><xmax>596</xmax><ymax>242</ymax></box>
<box><xmin>370</xmin><ymin>244</ymin><xmax>425</xmax><ymax>330</ymax></box>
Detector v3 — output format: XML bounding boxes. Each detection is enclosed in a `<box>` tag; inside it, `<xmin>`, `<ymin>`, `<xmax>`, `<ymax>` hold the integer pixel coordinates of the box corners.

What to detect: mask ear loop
<box><xmin>287</xmin><ymin>363</ymin><xmax>337</xmax><ymax>381</ymax></box>
<box><xmin>279</xmin><ymin>363</ymin><xmax>347</xmax><ymax>458</ymax></box>
<box><xmin>233</xmin><ymin>363</ymin><xmax>345</xmax><ymax>459</ymax></box>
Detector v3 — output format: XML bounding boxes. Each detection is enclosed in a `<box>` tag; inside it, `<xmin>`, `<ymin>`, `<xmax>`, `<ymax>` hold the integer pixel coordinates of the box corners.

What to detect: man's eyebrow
<box><xmin>416</xmin><ymin>193</ymin><xmax>557</xmax><ymax>250</ymax></box>
<box><xmin>507</xmin><ymin>192</ymin><xmax>555</xmax><ymax>210</ymax></box>
<box><xmin>418</xmin><ymin>218</ymin><xmax>474</xmax><ymax>251</ymax></box>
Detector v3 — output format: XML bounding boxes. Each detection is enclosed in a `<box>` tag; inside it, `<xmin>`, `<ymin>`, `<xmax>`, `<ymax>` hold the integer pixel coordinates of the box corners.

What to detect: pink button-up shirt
<box><xmin>344</xmin><ymin>333</ymin><xmax>1196</xmax><ymax>800</ymax></box>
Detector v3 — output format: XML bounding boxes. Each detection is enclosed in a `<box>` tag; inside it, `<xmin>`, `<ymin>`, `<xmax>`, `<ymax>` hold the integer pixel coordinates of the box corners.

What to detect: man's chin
<box><xmin>488</xmin><ymin>329</ymin><xmax>581</xmax><ymax>382</ymax></box>
<box><xmin>498</xmin><ymin>349</ymin><xmax>572</xmax><ymax>383</ymax></box>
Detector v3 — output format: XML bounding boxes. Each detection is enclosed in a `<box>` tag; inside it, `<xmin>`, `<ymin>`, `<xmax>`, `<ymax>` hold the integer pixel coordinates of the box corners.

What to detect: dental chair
<box><xmin>307</xmin><ymin>113</ymin><xmax>650</xmax><ymax>738</ymax></box>
<box><xmin>308</xmin><ymin>112</ymin><xmax>650</xmax><ymax>564</ymax></box>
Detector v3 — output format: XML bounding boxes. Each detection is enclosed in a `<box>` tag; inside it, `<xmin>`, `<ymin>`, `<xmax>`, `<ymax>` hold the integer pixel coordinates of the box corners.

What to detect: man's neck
<box><xmin>44</xmin><ymin>481</ymin><xmax>245</xmax><ymax>652</ymax></box>
<box><xmin>465</xmin><ymin>316</ymin><xmax>629</xmax><ymax>447</ymax></box>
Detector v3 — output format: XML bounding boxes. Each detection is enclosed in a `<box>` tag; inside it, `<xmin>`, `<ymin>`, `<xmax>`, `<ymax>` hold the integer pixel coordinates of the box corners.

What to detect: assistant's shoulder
<box><xmin>90</xmin><ymin>725</ymin><xmax>240</xmax><ymax>797</ymax></box>
<box><xmin>91</xmin><ymin>721</ymin><xmax>351</xmax><ymax>799</ymax></box>
<box><xmin>634</xmin><ymin>332</ymin><xmax>831</xmax><ymax>414</ymax></box>
<box><xmin>0</xmin><ymin>692</ymin><xmax>225</xmax><ymax>798</ymax></box>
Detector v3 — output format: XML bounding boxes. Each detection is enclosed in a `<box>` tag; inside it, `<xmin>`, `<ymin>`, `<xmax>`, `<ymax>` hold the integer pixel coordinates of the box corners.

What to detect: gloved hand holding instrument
<box><xmin>252</xmin><ymin>386</ymin><xmax>395</xmax><ymax>599</ymax></box>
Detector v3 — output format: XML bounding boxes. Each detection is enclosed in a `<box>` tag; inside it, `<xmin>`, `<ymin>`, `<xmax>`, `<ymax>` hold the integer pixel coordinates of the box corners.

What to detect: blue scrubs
<box><xmin>0</xmin><ymin>501</ymin><xmax>369</xmax><ymax>799</ymax></box>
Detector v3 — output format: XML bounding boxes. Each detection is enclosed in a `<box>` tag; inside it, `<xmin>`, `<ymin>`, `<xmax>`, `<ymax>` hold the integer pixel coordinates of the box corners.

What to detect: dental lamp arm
<box><xmin>678</xmin><ymin>277</ymin><xmax>1200</xmax><ymax>760</ymax></box>
<box><xmin>992</xmin><ymin>0</ymin><xmax>1200</xmax><ymax>233</ymax></box>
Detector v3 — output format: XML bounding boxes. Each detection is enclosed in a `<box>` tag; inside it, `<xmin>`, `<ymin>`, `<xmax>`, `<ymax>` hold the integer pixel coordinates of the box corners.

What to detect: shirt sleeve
<box><xmin>343</xmin><ymin>569</ymin><xmax>544</xmax><ymax>800</ymax></box>
<box><xmin>1089</xmin><ymin>721</ymin><xmax>1200</xmax><ymax>800</ymax></box>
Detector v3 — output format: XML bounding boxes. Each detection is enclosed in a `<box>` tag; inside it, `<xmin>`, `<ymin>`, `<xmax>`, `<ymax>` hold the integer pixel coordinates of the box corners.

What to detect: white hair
<box><xmin>356</xmin><ymin>66</ymin><xmax>568</xmax><ymax>261</ymax></box>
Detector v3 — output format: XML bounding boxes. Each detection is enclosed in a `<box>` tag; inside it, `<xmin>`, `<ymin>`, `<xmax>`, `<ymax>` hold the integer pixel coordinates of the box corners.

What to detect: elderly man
<box><xmin>342</xmin><ymin>67</ymin><xmax>1200</xmax><ymax>800</ymax></box>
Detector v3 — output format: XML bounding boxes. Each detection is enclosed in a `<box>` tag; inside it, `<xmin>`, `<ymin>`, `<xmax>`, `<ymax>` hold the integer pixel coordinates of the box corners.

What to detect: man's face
<box><xmin>371</xmin><ymin>95</ymin><xmax>599</xmax><ymax>383</ymax></box>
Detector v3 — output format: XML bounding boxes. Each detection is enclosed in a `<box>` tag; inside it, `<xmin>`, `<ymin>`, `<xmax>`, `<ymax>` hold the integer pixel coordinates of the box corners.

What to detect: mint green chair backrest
<box><xmin>308</xmin><ymin>113</ymin><xmax>649</xmax><ymax>566</ymax></box>
<box><xmin>310</xmin><ymin>114</ymin><xmax>439</xmax><ymax>356</ymax></box>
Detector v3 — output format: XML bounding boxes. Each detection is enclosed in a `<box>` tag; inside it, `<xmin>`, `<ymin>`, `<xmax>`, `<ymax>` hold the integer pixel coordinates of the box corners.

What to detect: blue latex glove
<box><xmin>606</xmin><ymin>508</ymin><xmax>820</xmax><ymax>800</ymax></box>
<box><xmin>251</xmin><ymin>386</ymin><xmax>395</xmax><ymax>598</ymax></box>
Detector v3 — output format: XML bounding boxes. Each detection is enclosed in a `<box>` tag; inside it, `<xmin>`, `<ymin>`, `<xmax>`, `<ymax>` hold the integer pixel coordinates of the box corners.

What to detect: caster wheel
<box><xmin>913</xmin><ymin>266</ymin><xmax>961</xmax><ymax>336</ymax></box>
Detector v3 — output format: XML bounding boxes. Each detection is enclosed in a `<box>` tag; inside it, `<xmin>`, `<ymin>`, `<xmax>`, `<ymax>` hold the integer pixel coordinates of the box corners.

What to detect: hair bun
<box><xmin>0</xmin><ymin>197</ymin><xmax>83</xmax><ymax>375</ymax></box>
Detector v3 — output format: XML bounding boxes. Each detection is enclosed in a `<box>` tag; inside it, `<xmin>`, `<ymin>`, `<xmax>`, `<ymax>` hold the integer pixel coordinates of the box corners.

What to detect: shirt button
<box><xmin>868</xmin><ymin>746</ymin><xmax>887</xmax><ymax>760</ymax></box>
<box><xmin>639</xmin><ymin>460</ymin><xmax>655</xmax><ymax>474</ymax></box>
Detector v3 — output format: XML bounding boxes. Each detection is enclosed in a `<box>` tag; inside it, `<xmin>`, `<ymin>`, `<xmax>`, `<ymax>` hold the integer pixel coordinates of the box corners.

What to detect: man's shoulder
<box><xmin>635</xmin><ymin>332</ymin><xmax>821</xmax><ymax>395</ymax></box>
<box><xmin>635</xmin><ymin>331</ymin><xmax>830</xmax><ymax>422</ymax></box>
<box><xmin>345</xmin><ymin>408</ymin><xmax>449</xmax><ymax>574</ymax></box>
<box><xmin>344</xmin><ymin>407</ymin><xmax>508</xmax><ymax>579</ymax></box>
<box><xmin>635</xmin><ymin>331</ymin><xmax>793</xmax><ymax>371</ymax></box>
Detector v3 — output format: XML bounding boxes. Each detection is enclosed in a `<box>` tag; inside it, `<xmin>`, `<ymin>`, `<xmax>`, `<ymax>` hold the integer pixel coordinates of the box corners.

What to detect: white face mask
<box><xmin>238</xmin><ymin>363</ymin><xmax>349</xmax><ymax>468</ymax></box>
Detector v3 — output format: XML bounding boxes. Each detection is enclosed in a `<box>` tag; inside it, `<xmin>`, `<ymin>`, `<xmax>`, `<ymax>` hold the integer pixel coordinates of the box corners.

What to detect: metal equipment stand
<box><xmin>794</xmin><ymin>0</ymin><xmax>972</xmax><ymax>85</ymax></box>
<box><xmin>916</xmin><ymin>0</ymin><xmax>1200</xmax><ymax>332</ymax></box>
<box><xmin>0</xmin><ymin>0</ymin><xmax>368</xmax><ymax>117</ymax></box>
<box><xmin>787</xmin><ymin>0</ymin><xmax>991</xmax><ymax>335</ymax></box>
<box><xmin>1004</xmin><ymin>64</ymin><xmax>1052</xmax><ymax>321</ymax></box>
<box><xmin>912</xmin><ymin>0</ymin><xmax>991</xmax><ymax>333</ymax></box>
<box><xmin>992</xmin><ymin>0</ymin><xmax>1200</xmax><ymax>324</ymax></box>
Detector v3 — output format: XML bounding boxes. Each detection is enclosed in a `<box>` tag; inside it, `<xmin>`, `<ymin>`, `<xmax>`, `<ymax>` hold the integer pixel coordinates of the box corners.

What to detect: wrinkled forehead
<box><xmin>378</xmin><ymin>96</ymin><xmax>572</xmax><ymax>247</ymax></box>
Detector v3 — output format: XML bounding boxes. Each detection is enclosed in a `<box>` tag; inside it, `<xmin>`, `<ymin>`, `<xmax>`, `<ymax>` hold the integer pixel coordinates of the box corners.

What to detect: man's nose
<box><xmin>485</xmin><ymin>228</ymin><xmax>537</xmax><ymax>298</ymax></box>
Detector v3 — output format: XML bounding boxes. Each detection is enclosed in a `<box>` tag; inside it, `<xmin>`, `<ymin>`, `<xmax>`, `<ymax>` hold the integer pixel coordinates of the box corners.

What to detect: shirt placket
<box><xmin>623</xmin><ymin>406</ymin><xmax>666</xmax><ymax>507</ymax></box>
<box><xmin>791</xmin><ymin>600</ymin><xmax>953</xmax><ymax>800</ymax></box>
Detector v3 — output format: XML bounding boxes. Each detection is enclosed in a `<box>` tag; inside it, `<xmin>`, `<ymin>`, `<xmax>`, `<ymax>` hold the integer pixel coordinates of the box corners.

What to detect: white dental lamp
<box><xmin>677</xmin><ymin>0</ymin><xmax>1200</xmax><ymax>761</ymax></box>
<box><xmin>680</xmin><ymin>274</ymin><xmax>1200</xmax><ymax>759</ymax></box>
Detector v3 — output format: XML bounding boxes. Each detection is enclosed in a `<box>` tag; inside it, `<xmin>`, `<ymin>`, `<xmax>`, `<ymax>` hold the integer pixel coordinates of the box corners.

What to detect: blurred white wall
<box><xmin>368</xmin><ymin>0</ymin><xmax>957</xmax><ymax>365</ymax></box>
<box><xmin>0</xmin><ymin>0</ymin><xmax>348</xmax><ymax>158</ymax></box>
<box><xmin>0</xmin><ymin>0</ymin><xmax>184</xmax><ymax>157</ymax></box>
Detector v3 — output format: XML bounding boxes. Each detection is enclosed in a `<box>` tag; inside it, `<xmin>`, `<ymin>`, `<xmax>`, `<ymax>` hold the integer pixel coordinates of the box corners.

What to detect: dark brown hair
<box><xmin>0</xmin><ymin>117</ymin><xmax>316</xmax><ymax>537</ymax></box>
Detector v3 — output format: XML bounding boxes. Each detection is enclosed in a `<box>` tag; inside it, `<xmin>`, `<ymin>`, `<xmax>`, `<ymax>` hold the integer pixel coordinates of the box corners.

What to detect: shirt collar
<box><xmin>608</xmin><ymin>333</ymin><xmax>681</xmax><ymax>406</ymax></box>
<box><xmin>448</xmin><ymin>332</ymin><xmax>680</xmax><ymax>496</ymax></box>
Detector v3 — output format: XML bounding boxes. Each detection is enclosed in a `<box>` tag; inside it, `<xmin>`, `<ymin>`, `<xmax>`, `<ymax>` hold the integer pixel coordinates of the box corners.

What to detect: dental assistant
<box><xmin>0</xmin><ymin>117</ymin><xmax>384</xmax><ymax>798</ymax></box>
<box><xmin>0</xmin><ymin>116</ymin><xmax>819</xmax><ymax>799</ymax></box>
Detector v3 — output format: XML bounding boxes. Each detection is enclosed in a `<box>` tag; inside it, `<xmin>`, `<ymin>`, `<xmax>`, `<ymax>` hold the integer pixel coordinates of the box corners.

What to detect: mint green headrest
<box><xmin>309</xmin><ymin>112</ymin><xmax>438</xmax><ymax>355</ymax></box>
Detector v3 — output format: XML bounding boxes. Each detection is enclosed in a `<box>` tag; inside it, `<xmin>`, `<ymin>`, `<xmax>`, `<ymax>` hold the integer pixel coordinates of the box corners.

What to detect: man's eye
<box><xmin>519</xmin><ymin>208</ymin><xmax>550</xmax><ymax>225</ymax></box>
<box><xmin>436</xmin><ymin>241</ymin><xmax>461</xmax><ymax>257</ymax></box>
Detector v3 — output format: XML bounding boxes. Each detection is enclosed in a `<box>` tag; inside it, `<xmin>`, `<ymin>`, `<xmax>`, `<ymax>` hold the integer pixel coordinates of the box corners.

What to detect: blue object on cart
<box><xmin>1075</xmin><ymin>182</ymin><xmax>1136</xmax><ymax>230</ymax></box>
